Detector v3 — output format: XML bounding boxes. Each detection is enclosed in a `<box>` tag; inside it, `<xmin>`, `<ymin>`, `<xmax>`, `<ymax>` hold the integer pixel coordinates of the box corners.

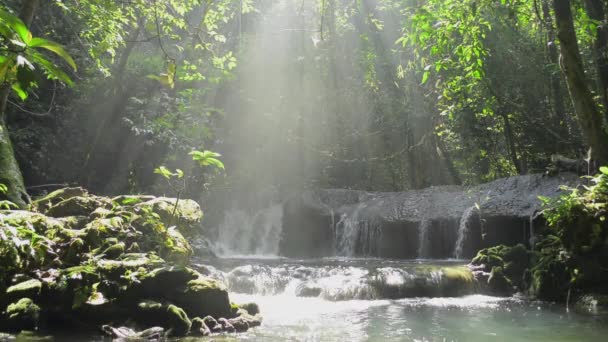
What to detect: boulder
<box><xmin>45</xmin><ymin>196</ymin><xmax>112</xmax><ymax>218</ymax></box>
<box><xmin>202</xmin><ymin>316</ymin><xmax>222</xmax><ymax>333</ymax></box>
<box><xmin>3</xmin><ymin>298</ymin><xmax>41</xmax><ymax>332</ymax></box>
<box><xmin>4</xmin><ymin>279</ymin><xmax>42</xmax><ymax>304</ymax></box>
<box><xmin>161</xmin><ymin>227</ymin><xmax>192</xmax><ymax>266</ymax></box>
<box><xmin>170</xmin><ymin>277</ymin><xmax>231</xmax><ymax>319</ymax></box>
<box><xmin>135</xmin><ymin>198</ymin><xmax>203</xmax><ymax>235</ymax></box>
<box><xmin>488</xmin><ymin>266</ymin><xmax>513</xmax><ymax>296</ymax></box>
<box><xmin>190</xmin><ymin>317</ymin><xmax>211</xmax><ymax>336</ymax></box>
<box><xmin>32</xmin><ymin>187</ymin><xmax>88</xmax><ymax>212</ymax></box>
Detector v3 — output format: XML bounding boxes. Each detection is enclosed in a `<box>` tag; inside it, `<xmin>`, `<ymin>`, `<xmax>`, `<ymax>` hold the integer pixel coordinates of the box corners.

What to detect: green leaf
<box><xmin>29</xmin><ymin>38</ymin><xmax>77</xmax><ymax>71</ymax></box>
<box><xmin>600</xmin><ymin>166</ymin><xmax>608</xmax><ymax>175</ymax></box>
<box><xmin>0</xmin><ymin>9</ymin><xmax>30</xmax><ymax>44</ymax></box>
<box><xmin>154</xmin><ymin>166</ymin><xmax>173</xmax><ymax>180</ymax></box>
<box><xmin>11</xmin><ymin>82</ymin><xmax>27</xmax><ymax>100</ymax></box>
<box><xmin>28</xmin><ymin>51</ymin><xmax>74</xmax><ymax>86</ymax></box>
<box><xmin>421</xmin><ymin>71</ymin><xmax>430</xmax><ymax>84</ymax></box>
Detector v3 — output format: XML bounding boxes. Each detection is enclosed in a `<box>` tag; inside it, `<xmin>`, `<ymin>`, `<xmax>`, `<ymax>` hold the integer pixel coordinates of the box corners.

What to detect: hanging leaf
<box><xmin>29</xmin><ymin>38</ymin><xmax>77</xmax><ymax>70</ymax></box>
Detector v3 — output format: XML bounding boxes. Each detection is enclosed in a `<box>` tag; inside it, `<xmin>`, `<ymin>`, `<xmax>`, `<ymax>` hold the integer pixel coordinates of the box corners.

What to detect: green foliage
<box><xmin>0</xmin><ymin>8</ymin><xmax>76</xmax><ymax>100</ymax></box>
<box><xmin>189</xmin><ymin>150</ymin><xmax>225</xmax><ymax>170</ymax></box>
<box><xmin>532</xmin><ymin>167</ymin><xmax>608</xmax><ymax>299</ymax></box>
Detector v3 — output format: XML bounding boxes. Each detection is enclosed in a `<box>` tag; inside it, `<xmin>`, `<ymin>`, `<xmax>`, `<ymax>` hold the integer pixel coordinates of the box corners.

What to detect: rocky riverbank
<box><xmin>468</xmin><ymin>169</ymin><xmax>608</xmax><ymax>312</ymax></box>
<box><xmin>0</xmin><ymin>188</ymin><xmax>260</xmax><ymax>338</ymax></box>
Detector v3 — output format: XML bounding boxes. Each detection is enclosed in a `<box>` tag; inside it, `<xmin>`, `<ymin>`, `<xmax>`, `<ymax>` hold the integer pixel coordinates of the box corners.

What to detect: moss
<box><xmin>4</xmin><ymin>298</ymin><xmax>41</xmax><ymax>332</ymax></box>
<box><xmin>5</xmin><ymin>279</ymin><xmax>42</xmax><ymax>303</ymax></box>
<box><xmin>166</xmin><ymin>304</ymin><xmax>191</xmax><ymax>336</ymax></box>
<box><xmin>46</xmin><ymin>196</ymin><xmax>111</xmax><ymax>218</ymax></box>
<box><xmin>135</xmin><ymin>198</ymin><xmax>203</xmax><ymax>235</ymax></box>
<box><xmin>488</xmin><ymin>266</ymin><xmax>513</xmax><ymax>296</ymax></box>
<box><xmin>161</xmin><ymin>227</ymin><xmax>192</xmax><ymax>266</ymax></box>
<box><xmin>102</xmin><ymin>242</ymin><xmax>125</xmax><ymax>259</ymax></box>
<box><xmin>31</xmin><ymin>187</ymin><xmax>88</xmax><ymax>211</ymax></box>
<box><xmin>170</xmin><ymin>277</ymin><xmax>231</xmax><ymax>319</ymax></box>
<box><xmin>441</xmin><ymin>266</ymin><xmax>474</xmax><ymax>296</ymax></box>
<box><xmin>135</xmin><ymin>301</ymin><xmax>191</xmax><ymax>337</ymax></box>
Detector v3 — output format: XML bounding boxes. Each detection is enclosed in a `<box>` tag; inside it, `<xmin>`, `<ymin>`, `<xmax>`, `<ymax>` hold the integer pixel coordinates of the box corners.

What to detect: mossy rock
<box><xmin>140</xmin><ymin>266</ymin><xmax>200</xmax><ymax>293</ymax></box>
<box><xmin>83</xmin><ymin>217</ymin><xmax>129</xmax><ymax>248</ymax></box>
<box><xmin>488</xmin><ymin>266</ymin><xmax>513</xmax><ymax>296</ymax></box>
<box><xmin>190</xmin><ymin>317</ymin><xmax>211</xmax><ymax>336</ymax></box>
<box><xmin>160</xmin><ymin>227</ymin><xmax>192</xmax><ymax>266</ymax></box>
<box><xmin>45</xmin><ymin>196</ymin><xmax>112</xmax><ymax>218</ymax></box>
<box><xmin>170</xmin><ymin>277</ymin><xmax>231</xmax><ymax>319</ymax></box>
<box><xmin>238</xmin><ymin>302</ymin><xmax>260</xmax><ymax>316</ymax></box>
<box><xmin>135</xmin><ymin>198</ymin><xmax>202</xmax><ymax>235</ymax></box>
<box><xmin>0</xmin><ymin>211</ymin><xmax>65</xmax><ymax>235</ymax></box>
<box><xmin>3</xmin><ymin>298</ymin><xmax>41</xmax><ymax>332</ymax></box>
<box><xmin>136</xmin><ymin>300</ymin><xmax>191</xmax><ymax>337</ymax></box>
<box><xmin>440</xmin><ymin>266</ymin><xmax>475</xmax><ymax>296</ymax></box>
<box><xmin>4</xmin><ymin>280</ymin><xmax>42</xmax><ymax>305</ymax></box>
<box><xmin>31</xmin><ymin>187</ymin><xmax>88</xmax><ymax>212</ymax></box>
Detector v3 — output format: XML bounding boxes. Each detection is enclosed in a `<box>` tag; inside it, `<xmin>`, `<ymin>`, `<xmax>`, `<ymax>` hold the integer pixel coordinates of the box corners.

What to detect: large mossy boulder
<box><xmin>170</xmin><ymin>277</ymin><xmax>231</xmax><ymax>319</ymax></box>
<box><xmin>3</xmin><ymin>280</ymin><xmax>42</xmax><ymax>305</ymax></box>
<box><xmin>2</xmin><ymin>298</ymin><xmax>41</xmax><ymax>332</ymax></box>
<box><xmin>135</xmin><ymin>198</ymin><xmax>203</xmax><ymax>235</ymax></box>
<box><xmin>0</xmin><ymin>188</ymin><xmax>252</xmax><ymax>337</ymax></box>
<box><xmin>136</xmin><ymin>300</ymin><xmax>192</xmax><ymax>336</ymax></box>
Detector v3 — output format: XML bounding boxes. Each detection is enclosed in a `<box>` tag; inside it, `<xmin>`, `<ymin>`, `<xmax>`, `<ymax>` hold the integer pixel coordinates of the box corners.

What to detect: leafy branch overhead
<box><xmin>0</xmin><ymin>9</ymin><xmax>77</xmax><ymax>100</ymax></box>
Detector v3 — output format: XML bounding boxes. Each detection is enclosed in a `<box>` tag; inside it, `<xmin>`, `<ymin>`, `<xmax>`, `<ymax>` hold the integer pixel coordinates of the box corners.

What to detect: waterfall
<box><xmin>333</xmin><ymin>203</ymin><xmax>380</xmax><ymax>256</ymax></box>
<box><xmin>417</xmin><ymin>220</ymin><xmax>431</xmax><ymax>259</ymax></box>
<box><xmin>215</xmin><ymin>204</ymin><xmax>283</xmax><ymax>256</ymax></box>
<box><xmin>453</xmin><ymin>206</ymin><xmax>479</xmax><ymax>259</ymax></box>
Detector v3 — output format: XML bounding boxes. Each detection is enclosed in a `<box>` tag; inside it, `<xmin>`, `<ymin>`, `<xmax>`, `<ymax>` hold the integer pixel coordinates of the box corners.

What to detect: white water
<box><xmin>199</xmin><ymin>257</ymin><xmax>608</xmax><ymax>342</ymax></box>
<box><xmin>453</xmin><ymin>206</ymin><xmax>480</xmax><ymax>259</ymax></box>
<box><xmin>333</xmin><ymin>203</ymin><xmax>381</xmax><ymax>256</ymax></box>
<box><xmin>417</xmin><ymin>219</ymin><xmax>431</xmax><ymax>259</ymax></box>
<box><xmin>215</xmin><ymin>204</ymin><xmax>283</xmax><ymax>256</ymax></box>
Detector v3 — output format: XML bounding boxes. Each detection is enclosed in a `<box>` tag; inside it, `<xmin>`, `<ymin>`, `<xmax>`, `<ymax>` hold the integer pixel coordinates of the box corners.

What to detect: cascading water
<box><xmin>214</xmin><ymin>204</ymin><xmax>283</xmax><ymax>256</ymax></box>
<box><xmin>453</xmin><ymin>206</ymin><xmax>480</xmax><ymax>259</ymax></box>
<box><xmin>333</xmin><ymin>203</ymin><xmax>381</xmax><ymax>256</ymax></box>
<box><xmin>417</xmin><ymin>219</ymin><xmax>431</xmax><ymax>259</ymax></box>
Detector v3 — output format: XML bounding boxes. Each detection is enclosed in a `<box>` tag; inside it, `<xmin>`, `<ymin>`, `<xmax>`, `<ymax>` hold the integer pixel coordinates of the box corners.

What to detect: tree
<box><xmin>553</xmin><ymin>0</ymin><xmax>608</xmax><ymax>164</ymax></box>
<box><xmin>0</xmin><ymin>1</ymin><xmax>76</xmax><ymax>207</ymax></box>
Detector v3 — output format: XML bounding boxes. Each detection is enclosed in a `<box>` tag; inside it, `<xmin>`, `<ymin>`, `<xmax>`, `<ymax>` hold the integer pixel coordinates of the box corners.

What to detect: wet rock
<box><xmin>296</xmin><ymin>283</ymin><xmax>322</xmax><ymax>297</ymax></box>
<box><xmin>488</xmin><ymin>266</ymin><xmax>513</xmax><ymax>296</ymax></box>
<box><xmin>239</xmin><ymin>302</ymin><xmax>260</xmax><ymax>316</ymax></box>
<box><xmin>217</xmin><ymin>317</ymin><xmax>235</xmax><ymax>332</ymax></box>
<box><xmin>575</xmin><ymin>294</ymin><xmax>608</xmax><ymax>314</ymax></box>
<box><xmin>166</xmin><ymin>304</ymin><xmax>192</xmax><ymax>336</ymax></box>
<box><xmin>190</xmin><ymin>317</ymin><xmax>211</xmax><ymax>336</ymax></box>
<box><xmin>227</xmin><ymin>316</ymin><xmax>249</xmax><ymax>332</ymax></box>
<box><xmin>202</xmin><ymin>316</ymin><xmax>222</xmax><ymax>333</ymax></box>
<box><xmin>101</xmin><ymin>325</ymin><xmax>165</xmax><ymax>340</ymax></box>
<box><xmin>3</xmin><ymin>298</ymin><xmax>41</xmax><ymax>332</ymax></box>
<box><xmin>170</xmin><ymin>277</ymin><xmax>231</xmax><ymax>319</ymax></box>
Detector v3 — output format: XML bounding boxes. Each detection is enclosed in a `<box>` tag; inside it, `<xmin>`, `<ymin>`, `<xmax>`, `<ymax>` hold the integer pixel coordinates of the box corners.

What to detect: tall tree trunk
<box><xmin>0</xmin><ymin>0</ymin><xmax>40</xmax><ymax>208</ymax></box>
<box><xmin>583</xmin><ymin>0</ymin><xmax>608</xmax><ymax>122</ymax></box>
<box><xmin>553</xmin><ymin>0</ymin><xmax>608</xmax><ymax>164</ymax></box>
<box><xmin>542</xmin><ymin>0</ymin><xmax>567</xmax><ymax>123</ymax></box>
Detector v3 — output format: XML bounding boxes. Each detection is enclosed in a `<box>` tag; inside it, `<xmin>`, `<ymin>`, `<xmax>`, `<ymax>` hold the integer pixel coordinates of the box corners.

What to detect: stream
<box><xmin>197</xmin><ymin>257</ymin><xmax>608</xmax><ymax>341</ymax></box>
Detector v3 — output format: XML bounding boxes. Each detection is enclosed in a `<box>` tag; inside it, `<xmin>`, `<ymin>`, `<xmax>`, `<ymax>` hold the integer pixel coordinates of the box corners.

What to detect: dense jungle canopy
<box><xmin>0</xmin><ymin>0</ymin><xmax>606</xmax><ymax>206</ymax></box>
